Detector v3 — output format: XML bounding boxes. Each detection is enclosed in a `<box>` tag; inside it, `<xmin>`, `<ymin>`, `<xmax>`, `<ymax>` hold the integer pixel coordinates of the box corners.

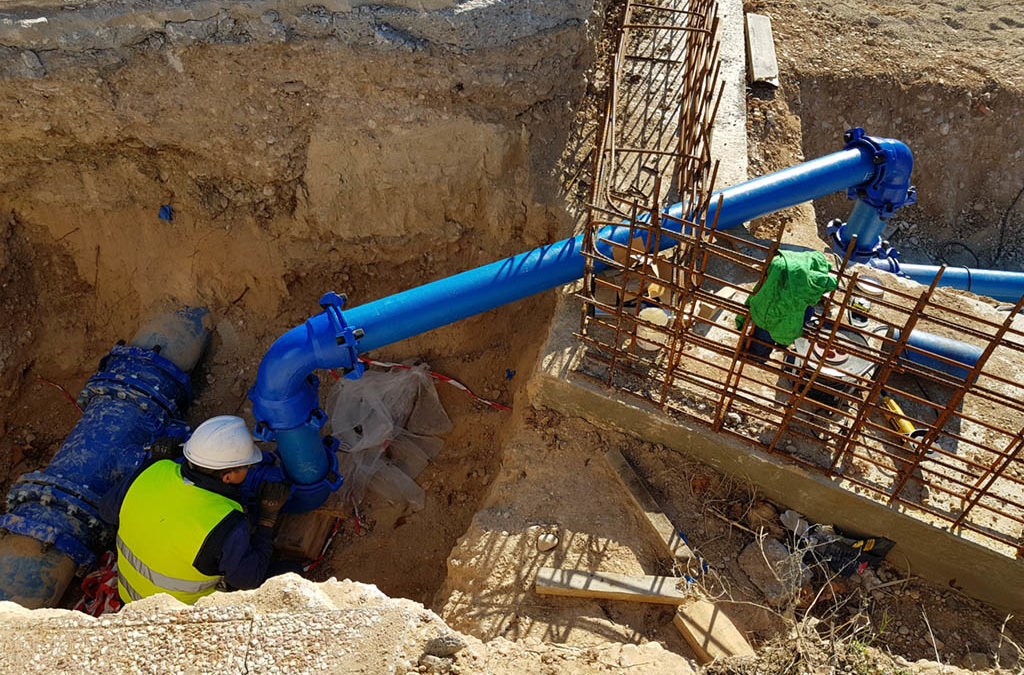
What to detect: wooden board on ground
<box><xmin>535</xmin><ymin>567</ymin><xmax>688</xmax><ymax>605</ymax></box>
<box><xmin>674</xmin><ymin>600</ymin><xmax>755</xmax><ymax>664</ymax></box>
<box><xmin>745</xmin><ymin>13</ymin><xmax>779</xmax><ymax>86</ymax></box>
<box><xmin>274</xmin><ymin>510</ymin><xmax>340</xmax><ymax>560</ymax></box>
<box><xmin>603</xmin><ymin>448</ymin><xmax>697</xmax><ymax>569</ymax></box>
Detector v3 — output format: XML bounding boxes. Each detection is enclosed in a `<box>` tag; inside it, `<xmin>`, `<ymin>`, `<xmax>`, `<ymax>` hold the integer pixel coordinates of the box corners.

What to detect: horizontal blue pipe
<box><xmin>894</xmin><ymin>328</ymin><xmax>982</xmax><ymax>381</ymax></box>
<box><xmin>662</xmin><ymin>146</ymin><xmax>876</xmax><ymax>234</ymax></box>
<box><xmin>252</xmin><ymin>143</ymin><xmax>882</xmax><ymax>428</ymax></box>
<box><xmin>896</xmin><ymin>264</ymin><xmax>1024</xmax><ymax>303</ymax></box>
<box><xmin>247</xmin><ymin>138</ymin><xmax>896</xmax><ymax>504</ymax></box>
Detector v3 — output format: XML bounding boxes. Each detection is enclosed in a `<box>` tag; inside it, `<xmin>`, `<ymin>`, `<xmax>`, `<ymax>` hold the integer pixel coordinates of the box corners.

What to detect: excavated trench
<box><xmin>796</xmin><ymin>75</ymin><xmax>1024</xmax><ymax>270</ymax></box>
<box><xmin>0</xmin><ymin>0</ymin><xmax>602</xmax><ymax>606</ymax></box>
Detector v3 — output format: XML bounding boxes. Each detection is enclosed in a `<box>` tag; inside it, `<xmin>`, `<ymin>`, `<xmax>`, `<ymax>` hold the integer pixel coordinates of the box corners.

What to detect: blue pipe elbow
<box><xmin>830</xmin><ymin>128</ymin><xmax>916</xmax><ymax>257</ymax></box>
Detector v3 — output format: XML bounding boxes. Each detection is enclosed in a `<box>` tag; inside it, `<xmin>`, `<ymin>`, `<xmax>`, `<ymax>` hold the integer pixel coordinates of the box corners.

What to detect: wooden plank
<box><xmin>745</xmin><ymin>13</ymin><xmax>779</xmax><ymax>86</ymax></box>
<box><xmin>674</xmin><ymin>601</ymin><xmax>755</xmax><ymax>663</ymax></box>
<box><xmin>603</xmin><ymin>448</ymin><xmax>697</xmax><ymax>569</ymax></box>
<box><xmin>274</xmin><ymin>510</ymin><xmax>340</xmax><ymax>560</ymax></box>
<box><xmin>535</xmin><ymin>567</ymin><xmax>688</xmax><ymax>605</ymax></box>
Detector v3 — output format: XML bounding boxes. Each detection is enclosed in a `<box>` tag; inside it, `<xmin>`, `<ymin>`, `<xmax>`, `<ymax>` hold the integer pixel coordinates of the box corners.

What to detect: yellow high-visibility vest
<box><xmin>117</xmin><ymin>460</ymin><xmax>242</xmax><ymax>604</ymax></box>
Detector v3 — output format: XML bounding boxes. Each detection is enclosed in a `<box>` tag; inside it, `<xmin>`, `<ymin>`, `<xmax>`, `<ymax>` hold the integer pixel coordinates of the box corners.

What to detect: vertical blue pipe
<box><xmin>843</xmin><ymin>200</ymin><xmax>887</xmax><ymax>253</ymax></box>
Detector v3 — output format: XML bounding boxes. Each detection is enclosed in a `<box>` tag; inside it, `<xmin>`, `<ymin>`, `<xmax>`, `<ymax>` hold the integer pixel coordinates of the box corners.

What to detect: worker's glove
<box><xmin>257</xmin><ymin>481</ymin><xmax>291</xmax><ymax>528</ymax></box>
<box><xmin>147</xmin><ymin>436</ymin><xmax>184</xmax><ymax>461</ymax></box>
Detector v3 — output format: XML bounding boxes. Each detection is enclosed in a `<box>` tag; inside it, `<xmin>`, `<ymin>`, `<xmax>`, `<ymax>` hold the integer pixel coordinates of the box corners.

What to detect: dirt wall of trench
<box><xmin>796</xmin><ymin>75</ymin><xmax>1024</xmax><ymax>269</ymax></box>
<box><xmin>0</xmin><ymin>2</ymin><xmax>597</xmax><ymax>434</ymax></box>
<box><xmin>0</xmin><ymin>3</ymin><xmax>604</xmax><ymax>601</ymax></box>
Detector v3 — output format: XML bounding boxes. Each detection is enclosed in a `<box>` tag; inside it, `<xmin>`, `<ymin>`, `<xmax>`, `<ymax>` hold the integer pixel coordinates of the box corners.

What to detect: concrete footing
<box><xmin>529</xmin><ymin>287</ymin><xmax>1024</xmax><ymax>611</ymax></box>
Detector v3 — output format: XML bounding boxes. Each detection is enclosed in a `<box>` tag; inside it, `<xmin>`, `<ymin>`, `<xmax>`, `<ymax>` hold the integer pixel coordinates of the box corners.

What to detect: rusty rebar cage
<box><xmin>577</xmin><ymin>0</ymin><xmax>1024</xmax><ymax>558</ymax></box>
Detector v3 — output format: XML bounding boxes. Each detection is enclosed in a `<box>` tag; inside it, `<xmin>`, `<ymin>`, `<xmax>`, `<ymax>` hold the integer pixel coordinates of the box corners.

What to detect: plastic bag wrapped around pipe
<box><xmin>326</xmin><ymin>364</ymin><xmax>452</xmax><ymax>510</ymax></box>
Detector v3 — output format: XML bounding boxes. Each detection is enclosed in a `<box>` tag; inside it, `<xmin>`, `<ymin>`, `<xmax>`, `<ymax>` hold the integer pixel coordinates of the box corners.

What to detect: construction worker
<box><xmin>99</xmin><ymin>415</ymin><xmax>291</xmax><ymax>605</ymax></box>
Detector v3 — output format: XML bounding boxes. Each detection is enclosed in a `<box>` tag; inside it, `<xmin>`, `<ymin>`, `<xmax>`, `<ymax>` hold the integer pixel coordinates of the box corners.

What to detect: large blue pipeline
<box><xmin>0</xmin><ymin>309</ymin><xmax>210</xmax><ymax>607</ymax></box>
<box><xmin>0</xmin><ymin>128</ymin><xmax>1013</xmax><ymax>607</ymax></box>
<box><xmin>870</xmin><ymin>261</ymin><xmax>1024</xmax><ymax>303</ymax></box>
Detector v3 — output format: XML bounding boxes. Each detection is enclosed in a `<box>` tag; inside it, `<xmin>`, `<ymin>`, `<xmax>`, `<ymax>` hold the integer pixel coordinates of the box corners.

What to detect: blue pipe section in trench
<box><xmin>880</xmin><ymin>263</ymin><xmax>1024</xmax><ymax>304</ymax></box>
<box><xmin>250</xmin><ymin>129</ymin><xmax>907</xmax><ymax>510</ymax></box>
<box><xmin>0</xmin><ymin>308</ymin><xmax>210</xmax><ymax>608</ymax></box>
<box><xmin>895</xmin><ymin>329</ymin><xmax>983</xmax><ymax>381</ymax></box>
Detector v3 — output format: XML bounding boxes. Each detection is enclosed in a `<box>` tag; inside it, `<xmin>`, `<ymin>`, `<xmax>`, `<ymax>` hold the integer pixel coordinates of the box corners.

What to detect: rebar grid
<box><xmin>576</xmin><ymin>0</ymin><xmax>1024</xmax><ymax>557</ymax></box>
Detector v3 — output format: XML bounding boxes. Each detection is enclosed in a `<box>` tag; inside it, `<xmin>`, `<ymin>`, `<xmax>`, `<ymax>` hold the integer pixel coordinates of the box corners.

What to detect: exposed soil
<box><xmin>745</xmin><ymin>0</ymin><xmax>1024</xmax><ymax>267</ymax></box>
<box><xmin>1</xmin><ymin>0</ymin><xmax>1023</xmax><ymax>672</ymax></box>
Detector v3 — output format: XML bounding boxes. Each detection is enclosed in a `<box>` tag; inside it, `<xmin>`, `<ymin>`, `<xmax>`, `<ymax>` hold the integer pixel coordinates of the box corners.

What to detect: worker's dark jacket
<box><xmin>99</xmin><ymin>456</ymin><xmax>276</xmax><ymax>594</ymax></box>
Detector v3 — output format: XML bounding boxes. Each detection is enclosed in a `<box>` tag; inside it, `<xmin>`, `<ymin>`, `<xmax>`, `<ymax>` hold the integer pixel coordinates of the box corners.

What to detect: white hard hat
<box><xmin>183</xmin><ymin>415</ymin><xmax>262</xmax><ymax>470</ymax></box>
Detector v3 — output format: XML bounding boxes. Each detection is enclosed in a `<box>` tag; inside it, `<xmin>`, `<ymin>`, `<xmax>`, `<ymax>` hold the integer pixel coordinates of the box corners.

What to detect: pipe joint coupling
<box><xmin>827</xmin><ymin>218</ymin><xmax>904</xmax><ymax>269</ymax></box>
<box><xmin>318</xmin><ymin>291</ymin><xmax>365</xmax><ymax>380</ymax></box>
<box><xmin>842</xmin><ymin>127</ymin><xmax>917</xmax><ymax>219</ymax></box>
<box><xmin>77</xmin><ymin>344</ymin><xmax>193</xmax><ymax>418</ymax></box>
<box><xmin>282</xmin><ymin>435</ymin><xmax>344</xmax><ymax>513</ymax></box>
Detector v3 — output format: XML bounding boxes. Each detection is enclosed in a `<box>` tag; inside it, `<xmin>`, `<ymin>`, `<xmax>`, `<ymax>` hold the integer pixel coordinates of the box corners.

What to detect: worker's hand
<box><xmin>257</xmin><ymin>481</ymin><xmax>291</xmax><ymax>528</ymax></box>
<box><xmin>147</xmin><ymin>436</ymin><xmax>184</xmax><ymax>461</ymax></box>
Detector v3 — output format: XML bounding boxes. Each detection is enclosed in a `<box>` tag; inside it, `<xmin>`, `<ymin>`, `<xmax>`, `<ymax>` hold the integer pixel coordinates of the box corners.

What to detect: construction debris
<box><xmin>536</xmin><ymin>532</ymin><xmax>559</xmax><ymax>552</ymax></box>
<box><xmin>738</xmin><ymin>538</ymin><xmax>812</xmax><ymax>609</ymax></box>
<box><xmin>674</xmin><ymin>600</ymin><xmax>756</xmax><ymax>662</ymax></box>
<box><xmin>535</xmin><ymin>567</ymin><xmax>688</xmax><ymax>605</ymax></box>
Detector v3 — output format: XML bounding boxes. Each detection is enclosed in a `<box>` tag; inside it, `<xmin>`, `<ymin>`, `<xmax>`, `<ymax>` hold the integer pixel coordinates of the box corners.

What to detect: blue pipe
<box><xmin>894</xmin><ymin>328</ymin><xmax>982</xmax><ymax>381</ymax></box>
<box><xmin>829</xmin><ymin>128</ymin><xmax>917</xmax><ymax>256</ymax></box>
<box><xmin>249</xmin><ymin>129</ymin><xmax>904</xmax><ymax>509</ymax></box>
<box><xmin>0</xmin><ymin>308</ymin><xmax>209</xmax><ymax>608</ymax></box>
<box><xmin>888</xmin><ymin>263</ymin><xmax>1024</xmax><ymax>303</ymax></box>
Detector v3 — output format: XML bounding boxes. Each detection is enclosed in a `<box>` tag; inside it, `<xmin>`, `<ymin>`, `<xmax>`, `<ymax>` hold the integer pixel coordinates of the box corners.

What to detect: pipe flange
<box><xmin>842</xmin><ymin>127</ymin><xmax>917</xmax><ymax>218</ymax></box>
<box><xmin>319</xmin><ymin>292</ymin><xmax>365</xmax><ymax>381</ymax></box>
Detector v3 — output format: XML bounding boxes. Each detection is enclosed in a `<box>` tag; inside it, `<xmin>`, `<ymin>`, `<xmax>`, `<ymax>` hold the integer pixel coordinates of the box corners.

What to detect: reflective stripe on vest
<box><xmin>117</xmin><ymin>460</ymin><xmax>243</xmax><ymax>605</ymax></box>
<box><xmin>116</xmin><ymin>534</ymin><xmax>219</xmax><ymax>594</ymax></box>
<box><xmin>118</xmin><ymin>570</ymin><xmax>142</xmax><ymax>602</ymax></box>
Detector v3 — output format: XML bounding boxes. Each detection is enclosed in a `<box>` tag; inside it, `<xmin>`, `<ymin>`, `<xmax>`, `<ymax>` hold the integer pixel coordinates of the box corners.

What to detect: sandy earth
<box><xmin>1</xmin><ymin>0</ymin><xmax>1023</xmax><ymax>672</ymax></box>
<box><xmin>744</xmin><ymin>0</ymin><xmax>1024</xmax><ymax>267</ymax></box>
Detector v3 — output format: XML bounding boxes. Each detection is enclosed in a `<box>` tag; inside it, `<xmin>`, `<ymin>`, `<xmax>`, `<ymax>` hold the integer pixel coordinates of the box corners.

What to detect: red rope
<box><xmin>302</xmin><ymin>516</ymin><xmax>343</xmax><ymax>574</ymax></box>
<box><xmin>72</xmin><ymin>551</ymin><xmax>121</xmax><ymax>616</ymax></box>
<box><xmin>329</xmin><ymin>358</ymin><xmax>510</xmax><ymax>411</ymax></box>
<box><xmin>35</xmin><ymin>377</ymin><xmax>83</xmax><ymax>413</ymax></box>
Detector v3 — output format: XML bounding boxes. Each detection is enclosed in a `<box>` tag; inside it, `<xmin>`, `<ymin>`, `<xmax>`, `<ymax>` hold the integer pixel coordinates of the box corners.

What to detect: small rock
<box><xmin>20</xmin><ymin>50</ymin><xmax>46</xmax><ymax>78</ymax></box>
<box><xmin>746</xmin><ymin>500</ymin><xmax>780</xmax><ymax>534</ymax></box>
<box><xmin>725</xmin><ymin>411</ymin><xmax>742</xmax><ymax>425</ymax></box>
<box><xmin>424</xmin><ymin>633</ymin><xmax>466</xmax><ymax>658</ymax></box>
<box><xmin>282</xmin><ymin>80</ymin><xmax>305</xmax><ymax>93</ymax></box>
<box><xmin>739</xmin><ymin>538</ymin><xmax>812</xmax><ymax>608</ymax></box>
<box><xmin>866</xmin><ymin>16</ymin><xmax>881</xmax><ymax>27</ymax></box>
<box><xmin>418</xmin><ymin>654</ymin><xmax>454</xmax><ymax>673</ymax></box>
<box><xmin>261</xmin><ymin>10</ymin><xmax>280</xmax><ymax>24</ymax></box>
<box><xmin>537</xmin><ymin>532</ymin><xmax>559</xmax><ymax>552</ymax></box>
